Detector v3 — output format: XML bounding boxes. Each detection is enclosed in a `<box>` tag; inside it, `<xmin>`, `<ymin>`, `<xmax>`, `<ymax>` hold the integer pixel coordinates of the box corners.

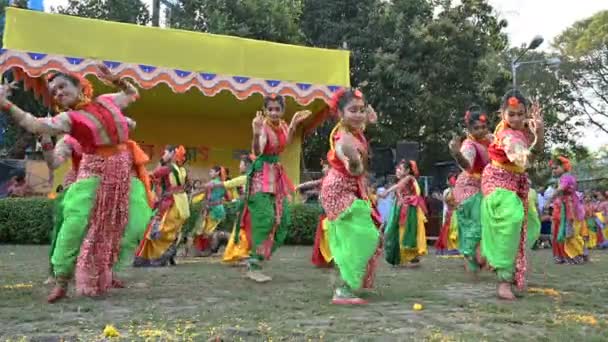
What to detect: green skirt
<box><xmin>457</xmin><ymin>192</ymin><xmax>482</xmax><ymax>259</ymax></box>
<box><xmin>328</xmin><ymin>199</ymin><xmax>380</xmax><ymax>289</ymax></box>
<box><xmin>248</xmin><ymin>192</ymin><xmax>290</xmax><ymax>261</ymax></box>
<box><xmin>480</xmin><ymin>188</ymin><xmax>525</xmax><ymax>282</ymax></box>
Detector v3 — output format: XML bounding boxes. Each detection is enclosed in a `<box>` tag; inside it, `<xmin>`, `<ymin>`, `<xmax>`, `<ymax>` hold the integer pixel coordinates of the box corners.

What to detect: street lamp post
<box><xmin>512</xmin><ymin>35</ymin><xmax>544</xmax><ymax>89</ymax></box>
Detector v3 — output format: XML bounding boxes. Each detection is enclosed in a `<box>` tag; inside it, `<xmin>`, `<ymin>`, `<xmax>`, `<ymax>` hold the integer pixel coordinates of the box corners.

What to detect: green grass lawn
<box><xmin>1</xmin><ymin>245</ymin><xmax>607</xmax><ymax>341</ymax></box>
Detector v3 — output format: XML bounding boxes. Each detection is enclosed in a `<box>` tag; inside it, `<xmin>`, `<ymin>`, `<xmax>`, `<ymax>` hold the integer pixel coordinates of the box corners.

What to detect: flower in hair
<box><xmin>479</xmin><ymin>114</ymin><xmax>487</xmax><ymax>123</ymax></box>
<box><xmin>329</xmin><ymin>88</ymin><xmax>347</xmax><ymax>112</ymax></box>
<box><xmin>354</xmin><ymin>89</ymin><xmax>363</xmax><ymax>98</ymax></box>
<box><xmin>508</xmin><ymin>96</ymin><xmax>520</xmax><ymax>107</ymax></box>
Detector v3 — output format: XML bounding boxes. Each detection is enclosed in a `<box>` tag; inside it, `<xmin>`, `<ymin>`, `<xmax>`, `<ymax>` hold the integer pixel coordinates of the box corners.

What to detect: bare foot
<box><xmin>111</xmin><ymin>279</ymin><xmax>125</xmax><ymax>289</ymax></box>
<box><xmin>497</xmin><ymin>282</ymin><xmax>516</xmax><ymax>301</ymax></box>
<box><xmin>47</xmin><ymin>286</ymin><xmax>68</xmax><ymax>303</ymax></box>
<box><xmin>475</xmin><ymin>246</ymin><xmax>487</xmax><ymax>269</ymax></box>
<box><xmin>44</xmin><ymin>276</ymin><xmax>55</xmax><ymax>285</ymax></box>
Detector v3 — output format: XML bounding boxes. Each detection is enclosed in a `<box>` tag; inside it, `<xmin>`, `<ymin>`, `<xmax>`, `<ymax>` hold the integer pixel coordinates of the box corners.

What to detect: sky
<box><xmin>43</xmin><ymin>0</ymin><xmax>608</xmax><ymax>149</ymax></box>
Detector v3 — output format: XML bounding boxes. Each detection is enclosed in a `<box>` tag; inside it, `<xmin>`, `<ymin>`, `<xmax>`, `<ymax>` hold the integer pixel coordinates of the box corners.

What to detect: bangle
<box><xmin>1</xmin><ymin>101</ymin><xmax>13</xmax><ymax>112</ymax></box>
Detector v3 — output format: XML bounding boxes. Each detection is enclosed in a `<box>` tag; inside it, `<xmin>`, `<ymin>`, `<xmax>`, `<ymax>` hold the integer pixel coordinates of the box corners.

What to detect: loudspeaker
<box><xmin>395</xmin><ymin>141</ymin><xmax>419</xmax><ymax>163</ymax></box>
<box><xmin>371</xmin><ymin>146</ymin><xmax>394</xmax><ymax>177</ymax></box>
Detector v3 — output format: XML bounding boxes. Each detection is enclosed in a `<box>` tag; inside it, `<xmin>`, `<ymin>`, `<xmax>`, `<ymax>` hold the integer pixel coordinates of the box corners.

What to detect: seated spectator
<box><xmin>6</xmin><ymin>170</ymin><xmax>32</xmax><ymax>198</ymax></box>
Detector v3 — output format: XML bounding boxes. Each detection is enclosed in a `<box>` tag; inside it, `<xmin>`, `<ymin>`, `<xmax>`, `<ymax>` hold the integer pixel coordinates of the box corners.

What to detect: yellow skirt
<box><xmin>564</xmin><ymin>220</ymin><xmax>585</xmax><ymax>259</ymax></box>
<box><xmin>398</xmin><ymin>207</ymin><xmax>428</xmax><ymax>263</ymax></box>
<box><xmin>137</xmin><ymin>204</ymin><xmax>186</xmax><ymax>261</ymax></box>
<box><xmin>447</xmin><ymin>211</ymin><xmax>459</xmax><ymax>251</ymax></box>
<box><xmin>222</xmin><ymin>224</ymin><xmax>250</xmax><ymax>263</ymax></box>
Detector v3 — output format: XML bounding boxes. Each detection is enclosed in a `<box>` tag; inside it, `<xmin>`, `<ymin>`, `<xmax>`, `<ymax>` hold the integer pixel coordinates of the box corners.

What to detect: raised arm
<box><xmin>528</xmin><ymin>102</ymin><xmax>544</xmax><ymax>156</ymax></box>
<box><xmin>287</xmin><ymin>110</ymin><xmax>312</xmax><ymax>145</ymax></box>
<box><xmin>0</xmin><ymin>79</ymin><xmax>71</xmax><ymax>135</ymax></box>
<box><xmin>97</xmin><ymin>64</ymin><xmax>139</xmax><ymax>109</ymax></box>
<box><xmin>252</xmin><ymin>111</ymin><xmax>267</xmax><ymax>155</ymax></box>
<box><xmin>222</xmin><ymin>175</ymin><xmax>247</xmax><ymax>190</ymax></box>
<box><xmin>379</xmin><ymin>176</ymin><xmax>412</xmax><ymax>198</ymax></box>
<box><xmin>449</xmin><ymin>136</ymin><xmax>474</xmax><ymax>171</ymax></box>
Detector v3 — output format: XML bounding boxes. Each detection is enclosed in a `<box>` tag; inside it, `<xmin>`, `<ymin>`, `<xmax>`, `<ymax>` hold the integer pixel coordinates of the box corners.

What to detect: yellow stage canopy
<box><xmin>2</xmin><ymin>7</ymin><xmax>350</xmax><ymax>108</ymax></box>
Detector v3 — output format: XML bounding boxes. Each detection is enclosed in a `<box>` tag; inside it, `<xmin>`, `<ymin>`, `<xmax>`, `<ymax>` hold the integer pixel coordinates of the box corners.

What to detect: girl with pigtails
<box><xmin>320</xmin><ymin>88</ymin><xmax>382</xmax><ymax>305</ymax></box>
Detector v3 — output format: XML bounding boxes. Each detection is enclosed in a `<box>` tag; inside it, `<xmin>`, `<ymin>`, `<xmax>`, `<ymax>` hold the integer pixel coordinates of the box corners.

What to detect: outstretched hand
<box><xmin>96</xmin><ymin>63</ymin><xmax>120</xmax><ymax>84</ymax></box>
<box><xmin>291</xmin><ymin>110</ymin><xmax>312</xmax><ymax>126</ymax></box>
<box><xmin>366</xmin><ymin>105</ymin><xmax>378</xmax><ymax>124</ymax></box>
<box><xmin>448</xmin><ymin>134</ymin><xmax>463</xmax><ymax>155</ymax></box>
<box><xmin>528</xmin><ymin>101</ymin><xmax>544</xmax><ymax>135</ymax></box>
<box><xmin>252</xmin><ymin>110</ymin><xmax>265</xmax><ymax>134</ymax></box>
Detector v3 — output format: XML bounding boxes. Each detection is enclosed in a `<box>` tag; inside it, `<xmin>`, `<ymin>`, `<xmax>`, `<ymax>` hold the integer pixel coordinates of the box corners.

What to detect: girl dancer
<box><xmin>381</xmin><ymin>160</ymin><xmax>428</xmax><ymax>267</ymax></box>
<box><xmin>480</xmin><ymin>90</ymin><xmax>544</xmax><ymax>300</ymax></box>
<box><xmin>546</xmin><ymin>156</ymin><xmax>586</xmax><ymax>264</ymax></box>
<box><xmin>0</xmin><ymin>66</ymin><xmax>154</xmax><ymax>302</ymax></box>
<box><xmin>435</xmin><ymin>175</ymin><xmax>460</xmax><ymax>255</ymax></box>
<box><xmin>296</xmin><ymin>160</ymin><xmax>332</xmax><ymax>267</ymax></box>
<box><xmin>241</xmin><ymin>94</ymin><xmax>310</xmax><ymax>282</ymax></box>
<box><xmin>192</xmin><ymin>166</ymin><xmax>227</xmax><ymax>257</ymax></box>
<box><xmin>320</xmin><ymin>88</ymin><xmax>381</xmax><ymax>304</ymax></box>
<box><xmin>449</xmin><ymin>106</ymin><xmax>492</xmax><ymax>272</ymax></box>
<box><xmin>134</xmin><ymin>145</ymin><xmax>190</xmax><ymax>267</ymax></box>
<box><xmin>585</xmin><ymin>193</ymin><xmax>607</xmax><ymax>249</ymax></box>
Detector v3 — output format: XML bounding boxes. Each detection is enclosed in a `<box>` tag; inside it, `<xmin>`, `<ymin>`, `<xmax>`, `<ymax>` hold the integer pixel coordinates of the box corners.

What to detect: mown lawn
<box><xmin>1</xmin><ymin>245</ymin><xmax>607</xmax><ymax>341</ymax></box>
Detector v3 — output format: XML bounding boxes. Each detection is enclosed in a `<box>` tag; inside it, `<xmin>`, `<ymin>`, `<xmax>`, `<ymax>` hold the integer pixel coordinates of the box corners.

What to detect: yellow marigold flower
<box><xmin>413</xmin><ymin>303</ymin><xmax>423</xmax><ymax>311</ymax></box>
<box><xmin>528</xmin><ymin>287</ymin><xmax>560</xmax><ymax>297</ymax></box>
<box><xmin>103</xmin><ymin>325</ymin><xmax>120</xmax><ymax>338</ymax></box>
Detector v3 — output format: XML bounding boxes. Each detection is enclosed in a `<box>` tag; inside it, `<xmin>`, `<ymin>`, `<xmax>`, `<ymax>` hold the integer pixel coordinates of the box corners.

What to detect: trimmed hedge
<box><xmin>0</xmin><ymin>197</ymin><xmax>54</xmax><ymax>244</ymax></box>
<box><xmin>0</xmin><ymin>197</ymin><xmax>322</xmax><ymax>245</ymax></box>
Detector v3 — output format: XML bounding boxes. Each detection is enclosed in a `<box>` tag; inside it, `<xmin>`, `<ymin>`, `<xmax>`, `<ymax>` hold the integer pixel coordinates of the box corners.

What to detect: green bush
<box><xmin>0</xmin><ymin>197</ymin><xmax>54</xmax><ymax>244</ymax></box>
<box><xmin>0</xmin><ymin>198</ymin><xmax>322</xmax><ymax>245</ymax></box>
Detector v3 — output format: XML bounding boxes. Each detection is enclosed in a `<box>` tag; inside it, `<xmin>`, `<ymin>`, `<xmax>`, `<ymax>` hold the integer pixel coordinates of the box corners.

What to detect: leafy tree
<box><xmin>554</xmin><ymin>10</ymin><xmax>608</xmax><ymax>135</ymax></box>
<box><xmin>365</xmin><ymin>0</ymin><xmax>509</xmax><ymax>170</ymax></box>
<box><xmin>55</xmin><ymin>0</ymin><xmax>151</xmax><ymax>25</ymax></box>
<box><xmin>167</xmin><ymin>0</ymin><xmax>305</xmax><ymax>43</ymax></box>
